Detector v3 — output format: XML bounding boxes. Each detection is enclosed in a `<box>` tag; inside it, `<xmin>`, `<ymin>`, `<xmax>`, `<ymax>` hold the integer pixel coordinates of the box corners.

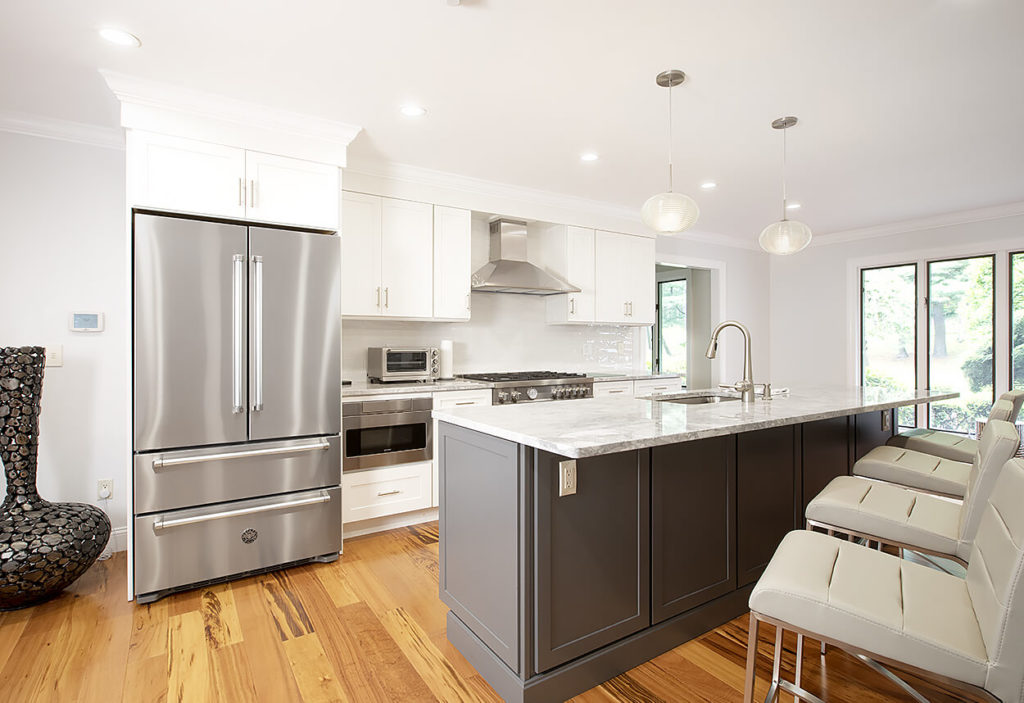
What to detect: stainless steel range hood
<box><xmin>471</xmin><ymin>219</ymin><xmax>580</xmax><ymax>295</ymax></box>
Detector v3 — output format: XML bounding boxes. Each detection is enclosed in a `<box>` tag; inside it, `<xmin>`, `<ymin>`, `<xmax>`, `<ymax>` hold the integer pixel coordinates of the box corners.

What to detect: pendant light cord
<box><xmin>781</xmin><ymin>125</ymin><xmax>788</xmax><ymax>221</ymax></box>
<box><xmin>667</xmin><ymin>81</ymin><xmax>674</xmax><ymax>193</ymax></box>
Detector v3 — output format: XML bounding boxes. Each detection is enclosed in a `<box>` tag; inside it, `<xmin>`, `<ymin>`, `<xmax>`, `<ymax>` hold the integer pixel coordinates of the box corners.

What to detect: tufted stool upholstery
<box><xmin>744</xmin><ymin>457</ymin><xmax>1024</xmax><ymax>703</ymax></box>
<box><xmin>806</xmin><ymin>420</ymin><xmax>1020</xmax><ymax>565</ymax></box>
<box><xmin>887</xmin><ymin>392</ymin><xmax>1024</xmax><ymax>464</ymax></box>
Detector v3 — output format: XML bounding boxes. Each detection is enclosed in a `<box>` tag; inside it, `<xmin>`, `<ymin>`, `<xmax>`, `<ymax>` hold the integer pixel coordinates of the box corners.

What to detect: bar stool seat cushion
<box><xmin>888</xmin><ymin>429</ymin><xmax>977</xmax><ymax>464</ymax></box>
<box><xmin>749</xmin><ymin>530</ymin><xmax>988</xmax><ymax>687</ymax></box>
<box><xmin>805</xmin><ymin>476</ymin><xmax>960</xmax><ymax>556</ymax></box>
<box><xmin>853</xmin><ymin>445</ymin><xmax>970</xmax><ymax>497</ymax></box>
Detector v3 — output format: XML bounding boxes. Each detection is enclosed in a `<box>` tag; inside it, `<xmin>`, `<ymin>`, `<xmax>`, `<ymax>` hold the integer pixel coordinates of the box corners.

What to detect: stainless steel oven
<box><xmin>342</xmin><ymin>397</ymin><xmax>433</xmax><ymax>470</ymax></box>
<box><xmin>367</xmin><ymin>346</ymin><xmax>440</xmax><ymax>383</ymax></box>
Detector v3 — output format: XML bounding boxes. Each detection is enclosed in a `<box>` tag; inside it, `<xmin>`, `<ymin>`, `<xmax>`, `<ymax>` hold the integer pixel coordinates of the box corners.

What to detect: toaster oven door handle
<box><xmin>151</xmin><ymin>439</ymin><xmax>331</xmax><ymax>470</ymax></box>
<box><xmin>152</xmin><ymin>492</ymin><xmax>331</xmax><ymax>532</ymax></box>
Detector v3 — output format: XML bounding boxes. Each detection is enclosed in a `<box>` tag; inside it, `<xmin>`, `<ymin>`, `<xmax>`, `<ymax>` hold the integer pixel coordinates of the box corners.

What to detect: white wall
<box><xmin>0</xmin><ymin>131</ymin><xmax>127</xmax><ymax>544</ymax></box>
<box><xmin>769</xmin><ymin>215</ymin><xmax>1024</xmax><ymax>387</ymax></box>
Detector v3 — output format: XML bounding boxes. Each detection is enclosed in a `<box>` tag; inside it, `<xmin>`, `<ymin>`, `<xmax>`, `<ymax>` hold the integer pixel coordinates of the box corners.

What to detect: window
<box><xmin>861</xmin><ymin>264</ymin><xmax>917</xmax><ymax>428</ymax></box>
<box><xmin>655</xmin><ymin>278</ymin><xmax>687</xmax><ymax>382</ymax></box>
<box><xmin>927</xmin><ymin>256</ymin><xmax>994</xmax><ymax>433</ymax></box>
<box><xmin>1012</xmin><ymin>252</ymin><xmax>1024</xmax><ymax>390</ymax></box>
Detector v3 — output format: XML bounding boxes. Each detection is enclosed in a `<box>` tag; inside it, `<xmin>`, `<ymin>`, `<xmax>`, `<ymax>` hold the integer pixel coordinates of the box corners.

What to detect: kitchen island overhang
<box><xmin>433</xmin><ymin>387</ymin><xmax>958</xmax><ymax>703</ymax></box>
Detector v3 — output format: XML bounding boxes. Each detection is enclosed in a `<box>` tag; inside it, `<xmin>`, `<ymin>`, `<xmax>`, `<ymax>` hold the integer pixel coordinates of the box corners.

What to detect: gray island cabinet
<box><xmin>434</xmin><ymin>387</ymin><xmax>956</xmax><ymax>703</ymax></box>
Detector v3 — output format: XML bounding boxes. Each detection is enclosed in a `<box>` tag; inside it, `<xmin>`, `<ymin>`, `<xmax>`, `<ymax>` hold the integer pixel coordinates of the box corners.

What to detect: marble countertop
<box><xmin>432</xmin><ymin>386</ymin><xmax>959</xmax><ymax>458</ymax></box>
<box><xmin>342</xmin><ymin>378</ymin><xmax>492</xmax><ymax>398</ymax></box>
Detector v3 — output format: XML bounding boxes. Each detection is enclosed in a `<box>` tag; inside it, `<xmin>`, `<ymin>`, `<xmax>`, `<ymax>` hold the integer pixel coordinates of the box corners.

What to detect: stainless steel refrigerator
<box><xmin>132</xmin><ymin>212</ymin><xmax>341</xmax><ymax>603</ymax></box>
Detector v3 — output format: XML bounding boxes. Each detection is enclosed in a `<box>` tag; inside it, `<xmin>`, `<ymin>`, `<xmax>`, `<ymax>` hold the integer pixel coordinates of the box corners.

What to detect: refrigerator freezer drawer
<box><xmin>134</xmin><ymin>436</ymin><xmax>341</xmax><ymax>514</ymax></box>
<box><xmin>134</xmin><ymin>487</ymin><xmax>341</xmax><ymax>598</ymax></box>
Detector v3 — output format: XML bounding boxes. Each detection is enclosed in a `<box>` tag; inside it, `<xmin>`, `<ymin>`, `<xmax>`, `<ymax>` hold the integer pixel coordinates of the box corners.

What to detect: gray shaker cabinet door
<box><xmin>134</xmin><ymin>214</ymin><xmax>249</xmax><ymax>451</ymax></box>
<box><xmin>248</xmin><ymin>227</ymin><xmax>341</xmax><ymax>441</ymax></box>
<box><xmin>534</xmin><ymin>449</ymin><xmax>650</xmax><ymax>673</ymax></box>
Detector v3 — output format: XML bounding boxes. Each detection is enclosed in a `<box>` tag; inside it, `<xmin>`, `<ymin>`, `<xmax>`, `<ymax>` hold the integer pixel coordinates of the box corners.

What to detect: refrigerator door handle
<box><xmin>252</xmin><ymin>254</ymin><xmax>264</xmax><ymax>412</ymax></box>
<box><xmin>151</xmin><ymin>438</ymin><xmax>331</xmax><ymax>470</ymax></box>
<box><xmin>231</xmin><ymin>254</ymin><xmax>245</xmax><ymax>414</ymax></box>
<box><xmin>152</xmin><ymin>491</ymin><xmax>331</xmax><ymax>532</ymax></box>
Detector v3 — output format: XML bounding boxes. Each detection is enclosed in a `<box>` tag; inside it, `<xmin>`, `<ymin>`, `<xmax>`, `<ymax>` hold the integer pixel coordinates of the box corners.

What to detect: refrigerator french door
<box><xmin>132</xmin><ymin>212</ymin><xmax>341</xmax><ymax>602</ymax></box>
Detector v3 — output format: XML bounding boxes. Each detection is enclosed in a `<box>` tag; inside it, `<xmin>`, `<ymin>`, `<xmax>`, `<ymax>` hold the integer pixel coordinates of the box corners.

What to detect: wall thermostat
<box><xmin>69</xmin><ymin>312</ymin><xmax>104</xmax><ymax>333</ymax></box>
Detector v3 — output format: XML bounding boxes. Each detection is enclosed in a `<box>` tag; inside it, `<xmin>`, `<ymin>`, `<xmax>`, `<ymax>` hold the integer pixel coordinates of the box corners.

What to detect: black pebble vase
<box><xmin>0</xmin><ymin>346</ymin><xmax>111</xmax><ymax>609</ymax></box>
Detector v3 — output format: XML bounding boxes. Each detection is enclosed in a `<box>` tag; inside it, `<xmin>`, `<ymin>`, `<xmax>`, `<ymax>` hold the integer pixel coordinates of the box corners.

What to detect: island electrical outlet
<box><xmin>558</xmin><ymin>460</ymin><xmax>577</xmax><ymax>497</ymax></box>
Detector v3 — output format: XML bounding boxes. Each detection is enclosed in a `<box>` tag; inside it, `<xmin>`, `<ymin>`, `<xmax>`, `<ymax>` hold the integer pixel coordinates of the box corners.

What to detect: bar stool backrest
<box><xmin>966</xmin><ymin>457</ymin><xmax>1024</xmax><ymax>703</ymax></box>
<box><xmin>1000</xmin><ymin>390</ymin><xmax>1024</xmax><ymax>424</ymax></box>
<box><xmin>988</xmin><ymin>397</ymin><xmax>1016</xmax><ymax>423</ymax></box>
<box><xmin>958</xmin><ymin>418</ymin><xmax>1020</xmax><ymax>557</ymax></box>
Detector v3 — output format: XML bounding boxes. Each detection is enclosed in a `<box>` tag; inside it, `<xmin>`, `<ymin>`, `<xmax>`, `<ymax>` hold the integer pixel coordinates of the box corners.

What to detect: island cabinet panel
<box><xmin>736</xmin><ymin>426</ymin><xmax>799</xmax><ymax>587</ymax></box>
<box><xmin>854</xmin><ymin>409</ymin><xmax>896</xmax><ymax>461</ymax></box>
<box><xmin>438</xmin><ymin>423</ymin><xmax>522</xmax><ymax>672</ymax></box>
<box><xmin>651</xmin><ymin>437</ymin><xmax>736</xmax><ymax>624</ymax></box>
<box><xmin>800</xmin><ymin>416</ymin><xmax>853</xmax><ymax>514</ymax></box>
<box><xmin>533</xmin><ymin>450</ymin><xmax>650</xmax><ymax>673</ymax></box>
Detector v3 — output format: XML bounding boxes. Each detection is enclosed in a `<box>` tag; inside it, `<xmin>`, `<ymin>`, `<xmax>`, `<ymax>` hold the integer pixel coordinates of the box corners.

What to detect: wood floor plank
<box><xmin>128</xmin><ymin>597</ymin><xmax>170</xmax><ymax>660</ymax></box>
<box><xmin>122</xmin><ymin>653</ymin><xmax>170</xmax><ymax>703</ymax></box>
<box><xmin>210</xmin><ymin>641</ymin><xmax>262</xmax><ymax>703</ymax></box>
<box><xmin>232</xmin><ymin>576</ymin><xmax>305</xmax><ymax>702</ymax></box>
<box><xmin>260</xmin><ymin>569</ymin><xmax>316</xmax><ymax>641</ymax></box>
<box><xmin>284</xmin><ymin>632</ymin><xmax>350</xmax><ymax>703</ymax></box>
<box><xmin>199</xmin><ymin>582</ymin><xmax>243</xmax><ymax>649</ymax></box>
<box><xmin>166</xmin><ymin>610</ymin><xmax>211</xmax><ymax>703</ymax></box>
<box><xmin>312</xmin><ymin>560</ymin><xmax>361</xmax><ymax>608</ymax></box>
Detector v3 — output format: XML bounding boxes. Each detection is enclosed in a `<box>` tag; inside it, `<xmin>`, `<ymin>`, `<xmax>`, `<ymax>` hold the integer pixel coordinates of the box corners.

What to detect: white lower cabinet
<box><xmin>432</xmin><ymin>389</ymin><xmax>493</xmax><ymax>506</ymax></box>
<box><xmin>633</xmin><ymin>377</ymin><xmax>683</xmax><ymax>396</ymax></box>
<box><xmin>342</xmin><ymin>461</ymin><xmax>432</xmax><ymax>523</ymax></box>
<box><xmin>593</xmin><ymin>380</ymin><xmax>634</xmax><ymax>398</ymax></box>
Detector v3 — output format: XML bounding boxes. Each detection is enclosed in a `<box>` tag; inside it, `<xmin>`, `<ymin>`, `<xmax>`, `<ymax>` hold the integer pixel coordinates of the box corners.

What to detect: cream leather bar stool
<box><xmin>887</xmin><ymin>391</ymin><xmax>1024</xmax><ymax>463</ymax></box>
<box><xmin>853</xmin><ymin>398</ymin><xmax>1014</xmax><ymax>498</ymax></box>
<box><xmin>743</xmin><ymin>457</ymin><xmax>1024</xmax><ymax>703</ymax></box>
<box><xmin>805</xmin><ymin>420</ymin><xmax>1019</xmax><ymax>567</ymax></box>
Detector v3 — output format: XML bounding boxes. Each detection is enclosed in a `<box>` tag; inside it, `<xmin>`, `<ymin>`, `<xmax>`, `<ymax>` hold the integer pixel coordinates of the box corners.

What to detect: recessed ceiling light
<box><xmin>786</xmin><ymin>202</ymin><xmax>801</xmax><ymax>210</ymax></box>
<box><xmin>700</xmin><ymin>181</ymin><xmax>717</xmax><ymax>190</ymax></box>
<box><xmin>580</xmin><ymin>152</ymin><xmax>599</xmax><ymax>162</ymax></box>
<box><xmin>99</xmin><ymin>27</ymin><xmax>141</xmax><ymax>47</ymax></box>
<box><xmin>400</xmin><ymin>104</ymin><xmax>427</xmax><ymax>117</ymax></box>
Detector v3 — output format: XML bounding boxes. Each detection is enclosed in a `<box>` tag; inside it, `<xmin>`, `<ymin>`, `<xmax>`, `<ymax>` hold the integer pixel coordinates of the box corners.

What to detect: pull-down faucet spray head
<box><xmin>705</xmin><ymin>337</ymin><xmax>719</xmax><ymax>359</ymax></box>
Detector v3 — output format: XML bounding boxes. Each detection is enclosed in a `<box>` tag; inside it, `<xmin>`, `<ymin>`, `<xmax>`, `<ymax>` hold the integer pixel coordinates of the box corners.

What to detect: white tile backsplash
<box><xmin>343</xmin><ymin>292</ymin><xmax>640</xmax><ymax>379</ymax></box>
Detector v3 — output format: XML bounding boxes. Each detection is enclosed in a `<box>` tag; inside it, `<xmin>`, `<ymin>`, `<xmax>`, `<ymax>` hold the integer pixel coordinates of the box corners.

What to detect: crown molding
<box><xmin>812</xmin><ymin>200</ymin><xmax>1024</xmax><ymax>247</ymax></box>
<box><xmin>100</xmin><ymin>70</ymin><xmax>361</xmax><ymax>166</ymax></box>
<box><xmin>0</xmin><ymin>110</ymin><xmax>124</xmax><ymax>150</ymax></box>
<box><xmin>345</xmin><ymin>158</ymin><xmax>760</xmax><ymax>251</ymax></box>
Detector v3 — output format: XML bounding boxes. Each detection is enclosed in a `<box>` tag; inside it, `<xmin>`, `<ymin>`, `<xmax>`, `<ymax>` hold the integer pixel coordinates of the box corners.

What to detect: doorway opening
<box><xmin>648</xmin><ymin>264</ymin><xmax>714</xmax><ymax>387</ymax></box>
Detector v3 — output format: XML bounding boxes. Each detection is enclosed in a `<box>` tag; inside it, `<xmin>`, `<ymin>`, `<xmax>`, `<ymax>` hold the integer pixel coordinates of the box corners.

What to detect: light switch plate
<box><xmin>45</xmin><ymin>346</ymin><xmax>63</xmax><ymax>367</ymax></box>
<box><xmin>558</xmin><ymin>460</ymin><xmax>577</xmax><ymax>497</ymax></box>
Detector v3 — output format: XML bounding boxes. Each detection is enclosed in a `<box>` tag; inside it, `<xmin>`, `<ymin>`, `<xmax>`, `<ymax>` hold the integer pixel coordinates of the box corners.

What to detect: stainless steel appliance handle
<box><xmin>231</xmin><ymin>254</ymin><xmax>245</xmax><ymax>414</ymax></box>
<box><xmin>253</xmin><ymin>254</ymin><xmax>264</xmax><ymax>411</ymax></box>
<box><xmin>152</xmin><ymin>492</ymin><xmax>330</xmax><ymax>531</ymax></box>
<box><xmin>151</xmin><ymin>439</ymin><xmax>330</xmax><ymax>470</ymax></box>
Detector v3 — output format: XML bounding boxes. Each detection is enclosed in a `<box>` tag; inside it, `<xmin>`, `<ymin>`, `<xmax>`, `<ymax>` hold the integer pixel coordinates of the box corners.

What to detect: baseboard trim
<box><xmin>343</xmin><ymin>507</ymin><xmax>438</xmax><ymax>538</ymax></box>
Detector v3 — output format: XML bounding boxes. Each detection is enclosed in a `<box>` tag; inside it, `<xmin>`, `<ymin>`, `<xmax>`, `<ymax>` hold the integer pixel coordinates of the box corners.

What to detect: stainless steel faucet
<box><xmin>705</xmin><ymin>320</ymin><xmax>755</xmax><ymax>403</ymax></box>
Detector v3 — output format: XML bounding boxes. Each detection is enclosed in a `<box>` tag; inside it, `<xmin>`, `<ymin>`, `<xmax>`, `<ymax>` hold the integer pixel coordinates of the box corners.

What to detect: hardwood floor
<box><xmin>0</xmin><ymin>521</ymin><xmax>985</xmax><ymax>702</ymax></box>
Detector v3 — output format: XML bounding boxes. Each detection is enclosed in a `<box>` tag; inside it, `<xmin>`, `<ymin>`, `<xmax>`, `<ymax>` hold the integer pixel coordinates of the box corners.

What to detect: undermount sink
<box><xmin>643</xmin><ymin>393</ymin><xmax>742</xmax><ymax>405</ymax></box>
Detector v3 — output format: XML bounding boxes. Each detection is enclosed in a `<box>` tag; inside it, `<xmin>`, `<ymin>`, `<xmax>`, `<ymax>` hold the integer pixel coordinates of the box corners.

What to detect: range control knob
<box><xmin>552</xmin><ymin>388</ymin><xmax>563</xmax><ymax>400</ymax></box>
<box><xmin>510</xmin><ymin>390</ymin><xmax>522</xmax><ymax>403</ymax></box>
<box><xmin>526</xmin><ymin>388</ymin><xmax>538</xmax><ymax>400</ymax></box>
<box><xmin>570</xmin><ymin>386</ymin><xmax>581</xmax><ymax>398</ymax></box>
<box><xmin>497</xmin><ymin>392</ymin><xmax>509</xmax><ymax>404</ymax></box>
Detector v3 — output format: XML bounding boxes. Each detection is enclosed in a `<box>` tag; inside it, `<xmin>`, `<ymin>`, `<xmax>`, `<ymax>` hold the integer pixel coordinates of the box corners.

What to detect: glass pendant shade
<box><xmin>641</xmin><ymin>192</ymin><xmax>700</xmax><ymax>233</ymax></box>
<box><xmin>758</xmin><ymin>218</ymin><xmax>813</xmax><ymax>255</ymax></box>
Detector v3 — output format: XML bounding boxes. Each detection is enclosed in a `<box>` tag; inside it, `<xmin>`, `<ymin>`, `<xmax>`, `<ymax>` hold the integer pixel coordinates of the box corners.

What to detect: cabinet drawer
<box><xmin>134</xmin><ymin>487</ymin><xmax>341</xmax><ymax>598</ymax></box>
<box><xmin>433</xmin><ymin>389</ymin><xmax>492</xmax><ymax>408</ymax></box>
<box><xmin>593</xmin><ymin>380</ymin><xmax>634</xmax><ymax>398</ymax></box>
<box><xmin>342</xmin><ymin>462</ymin><xmax>432</xmax><ymax>523</ymax></box>
<box><xmin>633</xmin><ymin>377</ymin><xmax>683</xmax><ymax>396</ymax></box>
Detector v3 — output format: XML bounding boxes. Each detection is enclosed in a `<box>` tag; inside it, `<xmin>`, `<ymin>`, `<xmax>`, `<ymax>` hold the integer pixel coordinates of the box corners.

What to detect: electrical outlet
<box><xmin>558</xmin><ymin>460</ymin><xmax>577</xmax><ymax>497</ymax></box>
<box><xmin>45</xmin><ymin>346</ymin><xmax>63</xmax><ymax>367</ymax></box>
<box><xmin>97</xmin><ymin>479</ymin><xmax>113</xmax><ymax>501</ymax></box>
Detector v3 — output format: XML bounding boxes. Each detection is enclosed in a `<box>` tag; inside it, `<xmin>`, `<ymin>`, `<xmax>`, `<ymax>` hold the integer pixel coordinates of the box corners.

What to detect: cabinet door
<box><xmin>593</xmin><ymin>380</ymin><xmax>634</xmax><ymax>398</ymax></box>
<box><xmin>128</xmin><ymin>131</ymin><xmax>245</xmax><ymax>219</ymax></box>
<box><xmin>854</xmin><ymin>409</ymin><xmax>896</xmax><ymax>461</ymax></box>
<box><xmin>432</xmin><ymin>206</ymin><xmax>472</xmax><ymax>320</ymax></box>
<box><xmin>652</xmin><ymin>437</ymin><xmax>735</xmax><ymax>623</ymax></box>
<box><xmin>340</xmin><ymin>192</ymin><xmax>383</xmax><ymax>316</ymax></box>
<box><xmin>245</xmin><ymin>152</ymin><xmax>339</xmax><ymax>229</ymax></box>
<box><xmin>594</xmin><ymin>230</ymin><xmax>630</xmax><ymax>323</ymax></box>
<box><xmin>342</xmin><ymin>461</ymin><xmax>432</xmax><ymax>523</ymax></box>
<box><xmin>736</xmin><ymin>426</ymin><xmax>798</xmax><ymax>587</ymax></box>
<box><xmin>565</xmin><ymin>226</ymin><xmax>596</xmax><ymax>322</ymax></box>
<box><xmin>627</xmin><ymin>235</ymin><xmax>656</xmax><ymax>325</ymax></box>
<box><xmin>801</xmin><ymin>417</ymin><xmax>852</xmax><ymax>515</ymax></box>
<box><xmin>381</xmin><ymin>198</ymin><xmax>434</xmax><ymax>318</ymax></box>
<box><xmin>534</xmin><ymin>450</ymin><xmax>650</xmax><ymax>673</ymax></box>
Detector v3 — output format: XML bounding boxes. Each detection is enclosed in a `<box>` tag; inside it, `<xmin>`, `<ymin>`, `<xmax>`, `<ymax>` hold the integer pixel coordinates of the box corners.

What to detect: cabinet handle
<box><xmin>570</xmin><ymin>297</ymin><xmax>576</xmax><ymax>315</ymax></box>
<box><xmin>454</xmin><ymin>401</ymin><xmax>475</xmax><ymax>406</ymax></box>
<box><xmin>609</xmin><ymin>389</ymin><xmax>625</xmax><ymax>394</ymax></box>
<box><xmin>466</xmin><ymin>293</ymin><xmax>471</xmax><ymax>311</ymax></box>
<box><xmin>624</xmin><ymin>302</ymin><xmax>628</xmax><ymax>316</ymax></box>
<box><xmin>384</xmin><ymin>287</ymin><xmax>389</xmax><ymax>309</ymax></box>
<box><xmin>238</xmin><ymin>178</ymin><xmax>244</xmax><ymax>207</ymax></box>
<box><xmin>377</xmin><ymin>489</ymin><xmax>401</xmax><ymax>497</ymax></box>
<box><xmin>376</xmin><ymin>286</ymin><xmax>381</xmax><ymax>308</ymax></box>
<box><xmin>249</xmin><ymin>179</ymin><xmax>256</xmax><ymax>208</ymax></box>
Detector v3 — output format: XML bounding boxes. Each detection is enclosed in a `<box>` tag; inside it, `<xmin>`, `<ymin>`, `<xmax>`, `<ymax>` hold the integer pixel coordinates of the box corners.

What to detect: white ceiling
<box><xmin>3</xmin><ymin>0</ymin><xmax>1023</xmax><ymax>241</ymax></box>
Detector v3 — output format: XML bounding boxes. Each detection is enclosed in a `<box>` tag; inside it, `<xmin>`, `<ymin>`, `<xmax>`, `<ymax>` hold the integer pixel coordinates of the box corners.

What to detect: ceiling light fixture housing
<box><xmin>641</xmin><ymin>70</ymin><xmax>699</xmax><ymax>234</ymax></box>
<box><xmin>400</xmin><ymin>104</ymin><xmax>427</xmax><ymax>117</ymax></box>
<box><xmin>759</xmin><ymin>116</ymin><xmax>812</xmax><ymax>255</ymax></box>
<box><xmin>99</xmin><ymin>27</ymin><xmax>141</xmax><ymax>47</ymax></box>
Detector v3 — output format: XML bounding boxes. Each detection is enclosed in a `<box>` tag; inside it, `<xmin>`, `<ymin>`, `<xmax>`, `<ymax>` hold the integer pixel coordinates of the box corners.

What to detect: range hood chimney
<box><xmin>471</xmin><ymin>219</ymin><xmax>580</xmax><ymax>295</ymax></box>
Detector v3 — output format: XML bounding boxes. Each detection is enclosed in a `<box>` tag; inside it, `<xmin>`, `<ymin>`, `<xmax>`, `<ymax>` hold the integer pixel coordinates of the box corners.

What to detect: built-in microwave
<box><xmin>342</xmin><ymin>397</ymin><xmax>432</xmax><ymax>471</ymax></box>
<box><xmin>367</xmin><ymin>346</ymin><xmax>440</xmax><ymax>383</ymax></box>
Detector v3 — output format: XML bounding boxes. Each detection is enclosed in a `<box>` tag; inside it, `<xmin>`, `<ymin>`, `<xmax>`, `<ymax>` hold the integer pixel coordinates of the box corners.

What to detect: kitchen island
<box><xmin>432</xmin><ymin>387</ymin><xmax>957</xmax><ymax>703</ymax></box>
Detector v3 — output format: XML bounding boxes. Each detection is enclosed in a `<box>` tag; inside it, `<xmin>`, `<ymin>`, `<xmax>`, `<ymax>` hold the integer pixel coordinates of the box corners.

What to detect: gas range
<box><xmin>458</xmin><ymin>371</ymin><xmax>594</xmax><ymax>404</ymax></box>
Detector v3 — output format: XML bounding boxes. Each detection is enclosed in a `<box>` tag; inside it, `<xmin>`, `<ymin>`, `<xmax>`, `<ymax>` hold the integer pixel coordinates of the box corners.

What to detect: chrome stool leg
<box><xmin>743</xmin><ymin>613</ymin><xmax>761</xmax><ymax>703</ymax></box>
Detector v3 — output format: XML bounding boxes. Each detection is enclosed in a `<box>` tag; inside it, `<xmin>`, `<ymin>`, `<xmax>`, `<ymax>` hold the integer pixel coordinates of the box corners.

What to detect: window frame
<box><xmin>1010</xmin><ymin>251</ymin><xmax>1024</xmax><ymax>391</ymax></box>
<box><xmin>653</xmin><ymin>271</ymin><xmax>688</xmax><ymax>376</ymax></box>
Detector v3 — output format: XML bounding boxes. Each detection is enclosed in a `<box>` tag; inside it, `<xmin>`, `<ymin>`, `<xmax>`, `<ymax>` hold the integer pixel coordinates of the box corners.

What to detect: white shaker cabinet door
<box><xmin>380</xmin><ymin>198</ymin><xmax>434</xmax><ymax>318</ymax></box>
<box><xmin>627</xmin><ymin>234</ymin><xmax>656</xmax><ymax>325</ymax></box>
<box><xmin>432</xmin><ymin>206</ymin><xmax>472</xmax><ymax>320</ymax></box>
<box><xmin>341</xmin><ymin>192</ymin><xmax>383</xmax><ymax>316</ymax></box>
<box><xmin>565</xmin><ymin>226</ymin><xmax>596</xmax><ymax>322</ymax></box>
<box><xmin>128</xmin><ymin>131</ymin><xmax>246</xmax><ymax>219</ymax></box>
<box><xmin>244</xmin><ymin>151</ymin><xmax>339</xmax><ymax>230</ymax></box>
<box><xmin>594</xmin><ymin>230</ymin><xmax>631</xmax><ymax>324</ymax></box>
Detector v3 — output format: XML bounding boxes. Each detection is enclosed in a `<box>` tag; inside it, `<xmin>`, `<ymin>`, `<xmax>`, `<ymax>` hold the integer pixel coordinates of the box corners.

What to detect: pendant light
<box><xmin>641</xmin><ymin>70</ymin><xmax>699</xmax><ymax>233</ymax></box>
<box><xmin>759</xmin><ymin>116</ymin><xmax>812</xmax><ymax>255</ymax></box>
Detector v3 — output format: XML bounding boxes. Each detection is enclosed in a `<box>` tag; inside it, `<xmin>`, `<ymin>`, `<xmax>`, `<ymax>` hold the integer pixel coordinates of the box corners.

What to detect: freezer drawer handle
<box><xmin>152</xmin><ymin>492</ymin><xmax>331</xmax><ymax>532</ymax></box>
<box><xmin>252</xmin><ymin>254</ymin><xmax>264</xmax><ymax>411</ymax></box>
<box><xmin>151</xmin><ymin>439</ymin><xmax>331</xmax><ymax>470</ymax></box>
<box><xmin>231</xmin><ymin>254</ymin><xmax>246</xmax><ymax>414</ymax></box>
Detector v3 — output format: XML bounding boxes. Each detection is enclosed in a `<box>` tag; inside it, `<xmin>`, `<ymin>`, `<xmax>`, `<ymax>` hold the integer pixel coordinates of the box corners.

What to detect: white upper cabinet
<box><xmin>128</xmin><ymin>131</ymin><xmax>339</xmax><ymax>229</ymax></box>
<box><xmin>341</xmin><ymin>192</ymin><xmax>434</xmax><ymax>319</ymax></box>
<box><xmin>244</xmin><ymin>151</ymin><xmax>338</xmax><ymax>229</ymax></box>
<box><xmin>628</xmin><ymin>235</ymin><xmax>656</xmax><ymax>325</ymax></box>
<box><xmin>433</xmin><ymin>206</ymin><xmax>472</xmax><ymax>320</ymax></box>
<box><xmin>595</xmin><ymin>230</ymin><xmax>655</xmax><ymax>325</ymax></box>
<box><xmin>544</xmin><ymin>225</ymin><xmax>596</xmax><ymax>324</ymax></box>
